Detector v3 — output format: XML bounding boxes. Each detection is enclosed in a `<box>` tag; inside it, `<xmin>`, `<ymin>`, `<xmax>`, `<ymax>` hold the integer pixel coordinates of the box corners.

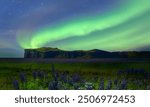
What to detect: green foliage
<box><xmin>0</xmin><ymin>61</ymin><xmax>150</xmax><ymax>90</ymax></box>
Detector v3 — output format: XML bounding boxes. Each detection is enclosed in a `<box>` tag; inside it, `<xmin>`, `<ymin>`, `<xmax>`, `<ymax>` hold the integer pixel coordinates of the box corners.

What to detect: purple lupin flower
<box><xmin>12</xmin><ymin>79</ymin><xmax>19</xmax><ymax>90</ymax></box>
<box><xmin>48</xmin><ymin>81</ymin><xmax>58</xmax><ymax>90</ymax></box>
<box><xmin>60</xmin><ymin>72</ymin><xmax>68</xmax><ymax>83</ymax></box>
<box><xmin>120</xmin><ymin>79</ymin><xmax>127</xmax><ymax>90</ymax></box>
<box><xmin>99</xmin><ymin>78</ymin><xmax>104</xmax><ymax>90</ymax></box>
<box><xmin>19</xmin><ymin>72</ymin><xmax>27</xmax><ymax>83</ymax></box>
<box><xmin>72</xmin><ymin>74</ymin><xmax>80</xmax><ymax>83</ymax></box>
<box><xmin>32</xmin><ymin>71</ymin><xmax>37</xmax><ymax>80</ymax></box>
<box><xmin>106</xmin><ymin>79</ymin><xmax>112</xmax><ymax>90</ymax></box>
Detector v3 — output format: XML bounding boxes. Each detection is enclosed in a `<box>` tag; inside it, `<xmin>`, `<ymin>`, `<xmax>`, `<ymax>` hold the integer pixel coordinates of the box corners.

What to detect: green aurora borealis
<box><xmin>17</xmin><ymin>0</ymin><xmax>150</xmax><ymax>51</ymax></box>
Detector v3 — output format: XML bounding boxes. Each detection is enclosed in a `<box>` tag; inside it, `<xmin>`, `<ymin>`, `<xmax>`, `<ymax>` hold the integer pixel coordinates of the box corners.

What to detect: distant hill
<box><xmin>24</xmin><ymin>47</ymin><xmax>150</xmax><ymax>58</ymax></box>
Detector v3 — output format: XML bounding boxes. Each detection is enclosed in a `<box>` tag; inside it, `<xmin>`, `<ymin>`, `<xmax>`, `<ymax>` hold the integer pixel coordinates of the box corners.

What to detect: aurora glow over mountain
<box><xmin>0</xmin><ymin>0</ymin><xmax>150</xmax><ymax>57</ymax></box>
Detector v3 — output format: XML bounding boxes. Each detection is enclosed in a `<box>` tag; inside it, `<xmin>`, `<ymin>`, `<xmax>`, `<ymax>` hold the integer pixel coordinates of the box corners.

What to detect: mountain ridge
<box><xmin>24</xmin><ymin>47</ymin><xmax>150</xmax><ymax>58</ymax></box>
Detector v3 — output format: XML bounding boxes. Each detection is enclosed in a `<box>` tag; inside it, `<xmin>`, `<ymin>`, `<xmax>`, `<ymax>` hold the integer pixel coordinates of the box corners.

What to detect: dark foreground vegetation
<box><xmin>0</xmin><ymin>59</ymin><xmax>150</xmax><ymax>90</ymax></box>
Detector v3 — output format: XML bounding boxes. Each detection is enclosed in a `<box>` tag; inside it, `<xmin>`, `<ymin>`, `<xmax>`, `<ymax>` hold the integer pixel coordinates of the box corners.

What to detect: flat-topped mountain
<box><xmin>24</xmin><ymin>47</ymin><xmax>150</xmax><ymax>58</ymax></box>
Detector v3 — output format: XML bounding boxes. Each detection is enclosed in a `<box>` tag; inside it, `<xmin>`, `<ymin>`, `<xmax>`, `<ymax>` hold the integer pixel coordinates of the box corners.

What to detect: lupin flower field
<box><xmin>0</xmin><ymin>59</ymin><xmax>150</xmax><ymax>90</ymax></box>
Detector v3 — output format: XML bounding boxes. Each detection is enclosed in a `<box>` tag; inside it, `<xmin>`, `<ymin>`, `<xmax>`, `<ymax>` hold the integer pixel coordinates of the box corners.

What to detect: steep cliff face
<box><xmin>24</xmin><ymin>49</ymin><xmax>44</xmax><ymax>58</ymax></box>
<box><xmin>24</xmin><ymin>47</ymin><xmax>150</xmax><ymax>58</ymax></box>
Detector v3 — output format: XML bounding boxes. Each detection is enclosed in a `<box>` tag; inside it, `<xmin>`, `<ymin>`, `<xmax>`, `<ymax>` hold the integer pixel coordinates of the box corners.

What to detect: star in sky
<box><xmin>0</xmin><ymin>0</ymin><xmax>150</xmax><ymax>58</ymax></box>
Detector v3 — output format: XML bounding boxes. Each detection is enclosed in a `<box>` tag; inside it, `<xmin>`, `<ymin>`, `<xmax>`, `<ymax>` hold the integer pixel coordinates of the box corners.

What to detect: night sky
<box><xmin>0</xmin><ymin>0</ymin><xmax>150</xmax><ymax>58</ymax></box>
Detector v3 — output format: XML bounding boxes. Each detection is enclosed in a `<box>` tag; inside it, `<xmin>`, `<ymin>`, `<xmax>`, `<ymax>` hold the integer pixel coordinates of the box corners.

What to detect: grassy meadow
<box><xmin>0</xmin><ymin>59</ymin><xmax>150</xmax><ymax>90</ymax></box>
